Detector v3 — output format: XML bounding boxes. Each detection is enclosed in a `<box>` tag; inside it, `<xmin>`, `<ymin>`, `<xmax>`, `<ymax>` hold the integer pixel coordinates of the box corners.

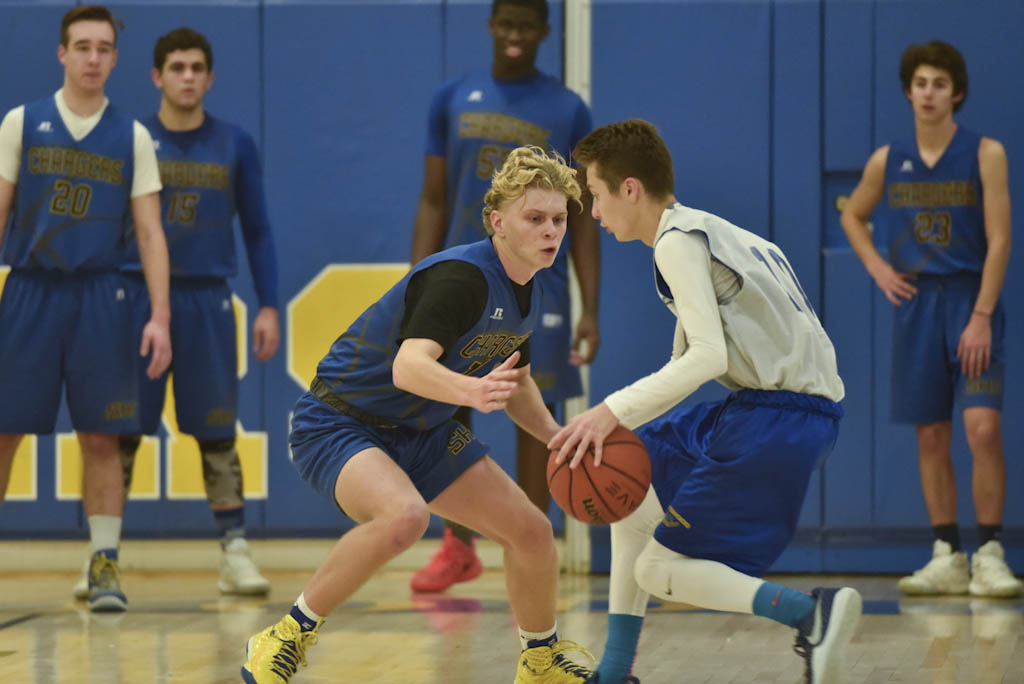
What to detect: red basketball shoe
<box><xmin>410</xmin><ymin>528</ymin><xmax>483</xmax><ymax>592</ymax></box>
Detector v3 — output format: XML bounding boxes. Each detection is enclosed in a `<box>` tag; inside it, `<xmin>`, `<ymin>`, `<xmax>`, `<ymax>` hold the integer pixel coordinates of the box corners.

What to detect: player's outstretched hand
<box><xmin>253</xmin><ymin>306</ymin><xmax>280</xmax><ymax>362</ymax></box>
<box><xmin>468</xmin><ymin>351</ymin><xmax>524</xmax><ymax>414</ymax></box>
<box><xmin>870</xmin><ymin>262</ymin><xmax>917</xmax><ymax>305</ymax></box>
<box><xmin>548</xmin><ymin>402</ymin><xmax>619</xmax><ymax>469</ymax></box>
<box><xmin>140</xmin><ymin>318</ymin><xmax>172</xmax><ymax>379</ymax></box>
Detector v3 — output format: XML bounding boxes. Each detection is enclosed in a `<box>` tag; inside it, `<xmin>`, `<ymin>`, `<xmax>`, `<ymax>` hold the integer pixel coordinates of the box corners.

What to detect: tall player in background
<box><xmin>0</xmin><ymin>5</ymin><xmax>171</xmax><ymax>613</ymax></box>
<box><xmin>409</xmin><ymin>0</ymin><xmax>600</xmax><ymax>592</ymax></box>
<box><xmin>552</xmin><ymin>120</ymin><xmax>861</xmax><ymax>684</ymax></box>
<box><xmin>71</xmin><ymin>27</ymin><xmax>280</xmax><ymax>599</ymax></box>
<box><xmin>841</xmin><ymin>41</ymin><xmax>1020</xmax><ymax>598</ymax></box>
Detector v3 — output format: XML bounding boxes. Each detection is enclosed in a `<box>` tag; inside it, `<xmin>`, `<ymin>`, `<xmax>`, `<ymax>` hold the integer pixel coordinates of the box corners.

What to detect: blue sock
<box><xmin>596</xmin><ymin>614</ymin><xmax>643</xmax><ymax>683</ymax></box>
<box><xmin>213</xmin><ymin>507</ymin><xmax>245</xmax><ymax>547</ymax></box>
<box><xmin>94</xmin><ymin>548</ymin><xmax>118</xmax><ymax>561</ymax></box>
<box><xmin>289</xmin><ymin>604</ymin><xmax>320</xmax><ymax>633</ymax></box>
<box><xmin>752</xmin><ymin>581</ymin><xmax>815</xmax><ymax>628</ymax></box>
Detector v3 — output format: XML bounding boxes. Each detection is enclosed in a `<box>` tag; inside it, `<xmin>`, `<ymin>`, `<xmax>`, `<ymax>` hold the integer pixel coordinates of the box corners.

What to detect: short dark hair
<box><xmin>899</xmin><ymin>41</ymin><xmax>968</xmax><ymax>112</ymax></box>
<box><xmin>154</xmin><ymin>27</ymin><xmax>214</xmax><ymax>71</ymax></box>
<box><xmin>573</xmin><ymin>119</ymin><xmax>675</xmax><ymax>200</ymax></box>
<box><xmin>491</xmin><ymin>0</ymin><xmax>548</xmax><ymax>25</ymax></box>
<box><xmin>61</xmin><ymin>5</ymin><xmax>123</xmax><ymax>47</ymax></box>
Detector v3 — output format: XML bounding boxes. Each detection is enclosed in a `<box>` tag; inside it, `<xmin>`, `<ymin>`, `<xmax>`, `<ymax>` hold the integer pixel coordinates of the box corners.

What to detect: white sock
<box><xmin>519</xmin><ymin>623</ymin><xmax>557</xmax><ymax>650</ymax></box>
<box><xmin>296</xmin><ymin>593</ymin><xmax>325</xmax><ymax>622</ymax></box>
<box><xmin>88</xmin><ymin>515</ymin><xmax>122</xmax><ymax>553</ymax></box>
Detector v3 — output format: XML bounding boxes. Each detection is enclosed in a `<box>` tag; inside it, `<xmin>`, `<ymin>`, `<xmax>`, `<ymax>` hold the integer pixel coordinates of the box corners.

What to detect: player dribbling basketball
<box><xmin>548</xmin><ymin>120</ymin><xmax>862</xmax><ymax>684</ymax></box>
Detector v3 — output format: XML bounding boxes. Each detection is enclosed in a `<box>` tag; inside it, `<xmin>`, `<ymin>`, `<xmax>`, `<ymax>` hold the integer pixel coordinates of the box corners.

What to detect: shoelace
<box><xmin>550</xmin><ymin>641</ymin><xmax>595</xmax><ymax>677</ymax></box>
<box><xmin>90</xmin><ymin>556</ymin><xmax>119</xmax><ymax>588</ymax></box>
<box><xmin>269</xmin><ymin>627</ymin><xmax>319</xmax><ymax>679</ymax></box>
<box><xmin>792</xmin><ymin>633</ymin><xmax>812</xmax><ymax>683</ymax></box>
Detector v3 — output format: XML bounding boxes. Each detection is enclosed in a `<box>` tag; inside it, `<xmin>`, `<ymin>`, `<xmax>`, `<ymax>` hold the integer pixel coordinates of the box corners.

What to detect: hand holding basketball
<box><xmin>547</xmin><ymin>401</ymin><xmax>620</xmax><ymax>468</ymax></box>
<box><xmin>547</xmin><ymin>424</ymin><xmax>651</xmax><ymax>525</ymax></box>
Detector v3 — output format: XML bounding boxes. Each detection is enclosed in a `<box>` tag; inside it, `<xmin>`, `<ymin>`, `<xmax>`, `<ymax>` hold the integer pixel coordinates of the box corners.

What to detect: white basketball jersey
<box><xmin>655</xmin><ymin>204</ymin><xmax>844</xmax><ymax>401</ymax></box>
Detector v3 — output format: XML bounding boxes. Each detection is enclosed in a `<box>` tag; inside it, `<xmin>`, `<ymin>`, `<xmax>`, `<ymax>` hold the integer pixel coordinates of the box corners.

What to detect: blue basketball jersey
<box><xmin>4</xmin><ymin>96</ymin><xmax>134</xmax><ymax>271</ymax></box>
<box><xmin>881</xmin><ymin>126</ymin><xmax>986</xmax><ymax>275</ymax></box>
<box><xmin>314</xmin><ymin>239</ymin><xmax>541</xmax><ymax>430</ymax></box>
<box><xmin>426</xmin><ymin>71</ymin><xmax>592</xmax><ymax>286</ymax></box>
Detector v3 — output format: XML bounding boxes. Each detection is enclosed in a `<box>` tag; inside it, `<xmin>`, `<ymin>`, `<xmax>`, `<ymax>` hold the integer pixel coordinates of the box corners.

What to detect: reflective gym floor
<box><xmin>1</xmin><ymin>540</ymin><xmax>1021</xmax><ymax>684</ymax></box>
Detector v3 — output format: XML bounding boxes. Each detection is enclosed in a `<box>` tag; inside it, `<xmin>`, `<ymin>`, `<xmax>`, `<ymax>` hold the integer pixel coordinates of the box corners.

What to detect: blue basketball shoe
<box><xmin>793</xmin><ymin>587</ymin><xmax>862</xmax><ymax>684</ymax></box>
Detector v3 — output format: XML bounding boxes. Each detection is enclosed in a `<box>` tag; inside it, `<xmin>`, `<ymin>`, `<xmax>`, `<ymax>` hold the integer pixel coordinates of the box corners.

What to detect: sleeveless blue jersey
<box><xmin>4</xmin><ymin>96</ymin><xmax>134</xmax><ymax>271</ymax></box>
<box><xmin>881</xmin><ymin>126</ymin><xmax>986</xmax><ymax>275</ymax></box>
<box><xmin>124</xmin><ymin>115</ymin><xmax>240</xmax><ymax>278</ymax></box>
<box><xmin>427</xmin><ymin>70</ymin><xmax>592</xmax><ymax>286</ymax></box>
<box><xmin>314</xmin><ymin>239</ymin><xmax>541</xmax><ymax>431</ymax></box>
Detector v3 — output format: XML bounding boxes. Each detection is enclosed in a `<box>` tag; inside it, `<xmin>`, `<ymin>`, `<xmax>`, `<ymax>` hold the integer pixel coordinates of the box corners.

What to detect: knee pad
<box><xmin>198</xmin><ymin>439</ymin><xmax>242</xmax><ymax>506</ymax></box>
<box><xmin>118</xmin><ymin>435</ymin><xmax>142</xmax><ymax>491</ymax></box>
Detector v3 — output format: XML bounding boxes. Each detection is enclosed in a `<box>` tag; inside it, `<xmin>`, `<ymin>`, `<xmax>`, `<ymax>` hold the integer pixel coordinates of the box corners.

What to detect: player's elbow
<box><xmin>701</xmin><ymin>343</ymin><xmax>728</xmax><ymax>378</ymax></box>
<box><xmin>392</xmin><ymin>353</ymin><xmax>414</xmax><ymax>393</ymax></box>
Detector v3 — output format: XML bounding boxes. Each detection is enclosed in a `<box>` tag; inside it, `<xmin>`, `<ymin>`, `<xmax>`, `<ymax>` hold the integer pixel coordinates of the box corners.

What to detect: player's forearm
<box><xmin>137</xmin><ymin>230</ymin><xmax>170</xmax><ymax>321</ymax></box>
<box><xmin>410</xmin><ymin>199</ymin><xmax>447</xmax><ymax>265</ymax></box>
<box><xmin>392</xmin><ymin>347</ymin><xmax>475</xmax><ymax>406</ymax></box>
<box><xmin>606</xmin><ymin>343</ymin><xmax>726</xmax><ymax>430</ymax></box>
<box><xmin>974</xmin><ymin>232</ymin><xmax>1011</xmax><ymax>314</ymax></box>
<box><xmin>568</xmin><ymin>211</ymin><xmax>600</xmax><ymax>315</ymax></box>
<box><xmin>505</xmin><ymin>375</ymin><xmax>560</xmax><ymax>443</ymax></box>
<box><xmin>840</xmin><ymin>213</ymin><xmax>888</xmax><ymax>276</ymax></box>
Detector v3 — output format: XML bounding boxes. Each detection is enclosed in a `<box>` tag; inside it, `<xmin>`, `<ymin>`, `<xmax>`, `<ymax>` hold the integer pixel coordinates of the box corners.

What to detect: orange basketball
<box><xmin>547</xmin><ymin>425</ymin><xmax>651</xmax><ymax>525</ymax></box>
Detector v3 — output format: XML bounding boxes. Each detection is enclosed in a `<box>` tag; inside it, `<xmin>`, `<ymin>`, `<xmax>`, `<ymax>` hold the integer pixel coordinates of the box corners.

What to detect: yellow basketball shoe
<box><xmin>241</xmin><ymin>614</ymin><xmax>321</xmax><ymax>684</ymax></box>
<box><xmin>515</xmin><ymin>640</ymin><xmax>595</xmax><ymax>684</ymax></box>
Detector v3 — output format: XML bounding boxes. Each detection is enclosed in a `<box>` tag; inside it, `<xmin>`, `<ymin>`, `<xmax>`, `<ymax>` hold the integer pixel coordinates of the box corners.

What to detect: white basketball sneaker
<box><xmin>969</xmin><ymin>540</ymin><xmax>1023</xmax><ymax>598</ymax></box>
<box><xmin>898</xmin><ymin>540</ymin><xmax>969</xmax><ymax>595</ymax></box>
<box><xmin>219</xmin><ymin>537</ymin><xmax>271</xmax><ymax>595</ymax></box>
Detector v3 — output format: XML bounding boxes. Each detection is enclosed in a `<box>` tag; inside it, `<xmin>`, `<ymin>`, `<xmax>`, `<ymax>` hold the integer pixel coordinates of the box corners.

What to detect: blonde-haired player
<box><xmin>242</xmin><ymin>146</ymin><xmax>594</xmax><ymax>684</ymax></box>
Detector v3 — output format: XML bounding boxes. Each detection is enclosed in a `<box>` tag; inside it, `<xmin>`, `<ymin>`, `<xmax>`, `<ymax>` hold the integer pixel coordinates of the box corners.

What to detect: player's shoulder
<box><xmin>978</xmin><ymin>135</ymin><xmax>1007</xmax><ymax>160</ymax></box>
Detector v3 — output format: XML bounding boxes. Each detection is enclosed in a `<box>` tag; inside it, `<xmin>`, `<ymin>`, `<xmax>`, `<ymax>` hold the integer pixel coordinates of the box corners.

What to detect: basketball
<box><xmin>547</xmin><ymin>425</ymin><xmax>652</xmax><ymax>525</ymax></box>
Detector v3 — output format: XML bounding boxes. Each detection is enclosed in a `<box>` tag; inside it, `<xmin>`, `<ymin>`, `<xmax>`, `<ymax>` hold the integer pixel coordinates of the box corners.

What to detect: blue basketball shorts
<box><xmin>891</xmin><ymin>273</ymin><xmax>1004</xmax><ymax>424</ymax></box>
<box><xmin>638</xmin><ymin>390</ymin><xmax>842</xmax><ymax>577</ymax></box>
<box><xmin>127</xmin><ymin>275</ymin><xmax>238</xmax><ymax>439</ymax></box>
<box><xmin>289</xmin><ymin>391</ymin><xmax>490</xmax><ymax>512</ymax></box>
<box><xmin>0</xmin><ymin>269</ymin><xmax>138</xmax><ymax>433</ymax></box>
<box><xmin>530</xmin><ymin>267</ymin><xmax>583</xmax><ymax>403</ymax></box>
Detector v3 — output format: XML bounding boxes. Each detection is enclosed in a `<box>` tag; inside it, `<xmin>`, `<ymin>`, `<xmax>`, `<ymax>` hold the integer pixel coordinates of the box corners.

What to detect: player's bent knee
<box><xmin>382</xmin><ymin>503</ymin><xmax>430</xmax><ymax>553</ymax></box>
<box><xmin>634</xmin><ymin>540</ymin><xmax>683</xmax><ymax>599</ymax></box>
<box><xmin>498</xmin><ymin>506</ymin><xmax>553</xmax><ymax>551</ymax></box>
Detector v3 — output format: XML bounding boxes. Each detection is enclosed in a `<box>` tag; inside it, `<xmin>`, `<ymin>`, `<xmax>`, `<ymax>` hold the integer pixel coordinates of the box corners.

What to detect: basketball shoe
<box><xmin>898</xmin><ymin>540</ymin><xmax>969</xmax><ymax>595</ymax></box>
<box><xmin>72</xmin><ymin>556</ymin><xmax>90</xmax><ymax>600</ymax></box>
<box><xmin>87</xmin><ymin>549</ymin><xmax>127</xmax><ymax>613</ymax></box>
<box><xmin>515</xmin><ymin>640</ymin><xmax>594</xmax><ymax>684</ymax></box>
<box><xmin>793</xmin><ymin>587</ymin><xmax>862</xmax><ymax>684</ymax></box>
<box><xmin>410</xmin><ymin>528</ymin><xmax>483</xmax><ymax>592</ymax></box>
<box><xmin>219</xmin><ymin>537</ymin><xmax>271</xmax><ymax>595</ymax></box>
<box><xmin>969</xmin><ymin>540</ymin><xmax>1023</xmax><ymax>597</ymax></box>
<box><xmin>241</xmin><ymin>614</ymin><xmax>321</xmax><ymax>684</ymax></box>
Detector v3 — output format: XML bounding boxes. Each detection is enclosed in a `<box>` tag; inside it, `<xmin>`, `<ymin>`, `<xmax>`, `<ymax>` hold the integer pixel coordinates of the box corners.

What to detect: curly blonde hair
<box><xmin>481</xmin><ymin>146</ymin><xmax>582</xmax><ymax>235</ymax></box>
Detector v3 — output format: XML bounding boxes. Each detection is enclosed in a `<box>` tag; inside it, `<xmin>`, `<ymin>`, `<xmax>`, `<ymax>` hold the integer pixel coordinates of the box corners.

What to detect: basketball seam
<box><xmin>596</xmin><ymin>462</ymin><xmax>648</xmax><ymax>490</ymax></box>
<box><xmin>579</xmin><ymin>463</ymin><xmax>615</xmax><ymax>524</ymax></box>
